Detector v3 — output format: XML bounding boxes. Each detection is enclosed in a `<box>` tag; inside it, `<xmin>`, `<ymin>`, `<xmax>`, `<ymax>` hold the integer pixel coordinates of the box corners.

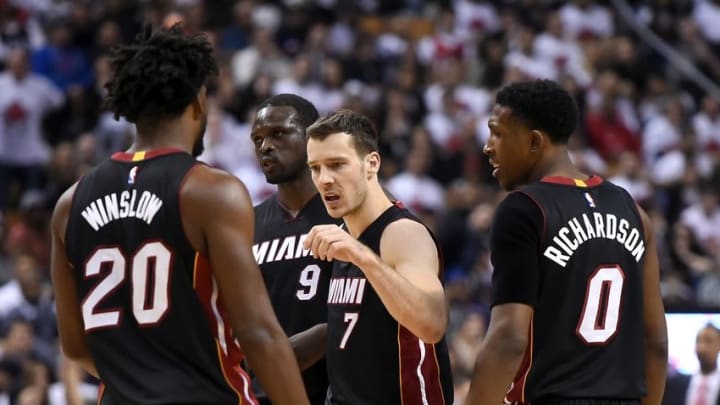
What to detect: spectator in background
<box><xmin>386</xmin><ymin>140</ymin><xmax>445</xmax><ymax>214</ymax></box>
<box><xmin>0</xmin><ymin>48</ymin><xmax>63</xmax><ymax>210</ymax></box>
<box><xmin>2</xmin><ymin>191</ymin><xmax>50</xmax><ymax>270</ymax></box>
<box><xmin>31</xmin><ymin>21</ymin><xmax>93</xmax><ymax>92</ymax></box>
<box><xmin>231</xmin><ymin>26</ymin><xmax>289</xmax><ymax>88</ymax></box>
<box><xmin>584</xmin><ymin>70</ymin><xmax>641</xmax><ymax>163</ymax></box>
<box><xmin>608</xmin><ymin>151</ymin><xmax>653</xmax><ymax>205</ymax></box>
<box><xmin>643</xmin><ymin>96</ymin><xmax>687</xmax><ymax>186</ymax></box>
<box><xmin>679</xmin><ymin>184</ymin><xmax>720</xmax><ymax>255</ymax></box>
<box><xmin>558</xmin><ymin>0</ymin><xmax>614</xmax><ymax>40</ymax></box>
<box><xmin>663</xmin><ymin>323</ymin><xmax>720</xmax><ymax>405</ymax></box>
<box><xmin>0</xmin><ymin>253</ymin><xmax>53</xmax><ymax>332</ymax></box>
<box><xmin>692</xmin><ymin>0</ymin><xmax>720</xmax><ymax>47</ymax></box>
<box><xmin>0</xmin><ymin>3</ymin><xmax>45</xmax><ymax>64</ymax></box>
<box><xmin>217</xmin><ymin>0</ymin><xmax>252</xmax><ymax>51</ymax></box>
<box><xmin>692</xmin><ymin>96</ymin><xmax>720</xmax><ymax>178</ymax></box>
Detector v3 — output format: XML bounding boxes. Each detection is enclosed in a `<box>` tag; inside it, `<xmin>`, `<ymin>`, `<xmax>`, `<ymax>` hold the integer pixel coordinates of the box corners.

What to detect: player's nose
<box><xmin>259</xmin><ymin>137</ymin><xmax>274</xmax><ymax>153</ymax></box>
<box><xmin>482</xmin><ymin>142</ymin><xmax>493</xmax><ymax>156</ymax></box>
<box><xmin>317</xmin><ymin>166</ymin><xmax>334</xmax><ymax>185</ymax></box>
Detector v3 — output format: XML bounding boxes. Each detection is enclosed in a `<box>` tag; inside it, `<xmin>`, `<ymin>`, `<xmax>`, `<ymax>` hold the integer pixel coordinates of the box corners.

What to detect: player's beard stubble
<box><xmin>265</xmin><ymin>158</ymin><xmax>308</xmax><ymax>185</ymax></box>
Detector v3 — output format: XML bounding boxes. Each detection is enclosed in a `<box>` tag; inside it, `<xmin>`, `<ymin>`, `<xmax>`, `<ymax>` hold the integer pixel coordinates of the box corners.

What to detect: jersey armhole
<box><xmin>178</xmin><ymin>162</ymin><xmax>205</xmax><ymax>254</ymax></box>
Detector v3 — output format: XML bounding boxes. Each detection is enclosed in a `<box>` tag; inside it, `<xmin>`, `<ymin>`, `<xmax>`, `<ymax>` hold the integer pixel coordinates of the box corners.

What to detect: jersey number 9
<box><xmin>296</xmin><ymin>264</ymin><xmax>321</xmax><ymax>300</ymax></box>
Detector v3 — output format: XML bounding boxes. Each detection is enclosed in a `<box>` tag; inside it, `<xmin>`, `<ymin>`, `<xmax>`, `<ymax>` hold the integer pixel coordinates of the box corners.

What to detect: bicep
<box><xmin>382</xmin><ymin>220</ymin><xmax>444</xmax><ymax>295</ymax></box>
<box><xmin>50</xmin><ymin>185</ymin><xmax>88</xmax><ymax>358</ymax></box>
<box><xmin>199</xmin><ymin>177</ymin><xmax>277</xmax><ymax>334</ymax></box>
<box><xmin>486</xmin><ymin>303</ymin><xmax>533</xmax><ymax>349</ymax></box>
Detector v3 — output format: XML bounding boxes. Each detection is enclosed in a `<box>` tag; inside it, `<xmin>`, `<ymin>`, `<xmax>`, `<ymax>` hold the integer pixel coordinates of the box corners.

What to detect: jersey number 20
<box><xmin>81</xmin><ymin>241</ymin><xmax>172</xmax><ymax>331</ymax></box>
<box><xmin>577</xmin><ymin>265</ymin><xmax>625</xmax><ymax>344</ymax></box>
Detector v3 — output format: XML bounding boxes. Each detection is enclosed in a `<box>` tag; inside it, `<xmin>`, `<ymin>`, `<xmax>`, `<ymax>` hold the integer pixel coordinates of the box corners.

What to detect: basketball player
<box><xmin>304</xmin><ymin>109</ymin><xmax>454</xmax><ymax>404</ymax></box>
<box><xmin>50</xmin><ymin>24</ymin><xmax>309</xmax><ymax>405</ymax></box>
<box><xmin>250</xmin><ymin>94</ymin><xmax>338</xmax><ymax>404</ymax></box>
<box><xmin>465</xmin><ymin>80</ymin><xmax>668</xmax><ymax>405</ymax></box>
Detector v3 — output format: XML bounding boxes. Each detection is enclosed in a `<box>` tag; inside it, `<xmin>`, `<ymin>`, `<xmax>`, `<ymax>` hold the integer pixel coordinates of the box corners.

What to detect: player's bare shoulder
<box><xmin>182</xmin><ymin>164</ymin><xmax>251</xmax><ymax>205</ymax></box>
<box><xmin>379</xmin><ymin>218</ymin><xmax>438</xmax><ymax>266</ymax></box>
<box><xmin>51</xmin><ymin>182</ymin><xmax>80</xmax><ymax>243</ymax></box>
<box><xmin>180</xmin><ymin>164</ymin><xmax>254</xmax><ymax>251</ymax></box>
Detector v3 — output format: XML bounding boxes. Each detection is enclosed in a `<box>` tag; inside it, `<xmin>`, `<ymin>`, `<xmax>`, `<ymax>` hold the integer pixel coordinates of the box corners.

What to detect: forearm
<box><xmin>642</xmin><ymin>338</ymin><xmax>668</xmax><ymax>405</ymax></box>
<box><xmin>356</xmin><ymin>252</ymin><xmax>446</xmax><ymax>343</ymax></box>
<box><xmin>63</xmin><ymin>377</ymin><xmax>83</xmax><ymax>405</ymax></box>
<box><xmin>72</xmin><ymin>355</ymin><xmax>99</xmax><ymax>379</ymax></box>
<box><xmin>240</xmin><ymin>328</ymin><xmax>309</xmax><ymax>405</ymax></box>
<box><xmin>290</xmin><ymin>323</ymin><xmax>327</xmax><ymax>370</ymax></box>
<box><xmin>466</xmin><ymin>336</ymin><xmax>526</xmax><ymax>405</ymax></box>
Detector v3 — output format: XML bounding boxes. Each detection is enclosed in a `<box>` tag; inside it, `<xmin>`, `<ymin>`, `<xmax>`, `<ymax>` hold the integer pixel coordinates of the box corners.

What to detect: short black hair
<box><xmin>495</xmin><ymin>79</ymin><xmax>578</xmax><ymax>144</ymax></box>
<box><xmin>255</xmin><ymin>94</ymin><xmax>319</xmax><ymax>130</ymax></box>
<box><xmin>105</xmin><ymin>23</ymin><xmax>218</xmax><ymax>124</ymax></box>
<box><xmin>306</xmin><ymin>109</ymin><xmax>378</xmax><ymax>156</ymax></box>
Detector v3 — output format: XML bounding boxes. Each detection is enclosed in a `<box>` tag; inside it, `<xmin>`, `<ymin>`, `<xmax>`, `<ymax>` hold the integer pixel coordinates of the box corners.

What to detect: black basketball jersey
<box><xmin>492</xmin><ymin>176</ymin><xmax>646</xmax><ymax>403</ymax></box>
<box><xmin>65</xmin><ymin>149</ymin><xmax>256</xmax><ymax>405</ymax></box>
<box><xmin>252</xmin><ymin>193</ymin><xmax>338</xmax><ymax>404</ymax></box>
<box><xmin>325</xmin><ymin>204</ymin><xmax>454</xmax><ymax>405</ymax></box>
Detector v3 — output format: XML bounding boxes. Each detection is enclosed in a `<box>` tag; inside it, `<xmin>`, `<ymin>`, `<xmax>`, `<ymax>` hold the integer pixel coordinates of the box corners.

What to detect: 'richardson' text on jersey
<box><xmin>544</xmin><ymin>212</ymin><xmax>645</xmax><ymax>267</ymax></box>
<box><xmin>81</xmin><ymin>190</ymin><xmax>163</xmax><ymax>231</ymax></box>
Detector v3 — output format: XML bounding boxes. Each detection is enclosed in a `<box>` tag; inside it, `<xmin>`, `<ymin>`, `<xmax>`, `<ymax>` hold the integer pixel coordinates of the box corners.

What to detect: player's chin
<box><xmin>499</xmin><ymin>176</ymin><xmax>521</xmax><ymax>191</ymax></box>
<box><xmin>324</xmin><ymin>205</ymin><xmax>346</xmax><ymax>219</ymax></box>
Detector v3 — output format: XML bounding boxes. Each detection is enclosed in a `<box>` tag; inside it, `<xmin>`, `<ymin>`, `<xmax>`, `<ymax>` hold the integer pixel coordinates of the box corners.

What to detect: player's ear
<box><xmin>192</xmin><ymin>86</ymin><xmax>207</xmax><ymax>120</ymax></box>
<box><xmin>365</xmin><ymin>151</ymin><xmax>381</xmax><ymax>178</ymax></box>
<box><xmin>529</xmin><ymin>129</ymin><xmax>545</xmax><ymax>152</ymax></box>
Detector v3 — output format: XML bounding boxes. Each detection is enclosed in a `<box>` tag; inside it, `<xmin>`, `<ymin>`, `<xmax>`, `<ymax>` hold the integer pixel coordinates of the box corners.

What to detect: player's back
<box><xmin>65</xmin><ymin>149</ymin><xmax>255</xmax><ymax>405</ymax></box>
<box><xmin>252</xmin><ymin>193</ymin><xmax>338</xmax><ymax>404</ymax></box>
<box><xmin>507</xmin><ymin>176</ymin><xmax>646</xmax><ymax>403</ymax></box>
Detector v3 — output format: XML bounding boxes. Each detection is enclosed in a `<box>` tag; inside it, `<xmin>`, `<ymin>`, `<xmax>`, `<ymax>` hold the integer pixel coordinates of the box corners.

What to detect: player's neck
<box><xmin>133</xmin><ymin>119</ymin><xmax>195</xmax><ymax>155</ymax></box>
<box><xmin>529</xmin><ymin>146</ymin><xmax>587</xmax><ymax>183</ymax></box>
<box><xmin>276</xmin><ymin>175</ymin><xmax>317</xmax><ymax>215</ymax></box>
<box><xmin>343</xmin><ymin>182</ymin><xmax>393</xmax><ymax>239</ymax></box>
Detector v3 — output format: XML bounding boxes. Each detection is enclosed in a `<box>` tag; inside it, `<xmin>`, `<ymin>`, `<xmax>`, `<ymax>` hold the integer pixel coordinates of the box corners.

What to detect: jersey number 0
<box><xmin>577</xmin><ymin>265</ymin><xmax>625</xmax><ymax>344</ymax></box>
<box><xmin>81</xmin><ymin>241</ymin><xmax>172</xmax><ymax>331</ymax></box>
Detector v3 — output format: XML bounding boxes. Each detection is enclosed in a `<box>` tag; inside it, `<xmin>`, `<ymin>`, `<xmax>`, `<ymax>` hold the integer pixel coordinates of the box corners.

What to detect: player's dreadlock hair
<box><xmin>105</xmin><ymin>23</ymin><xmax>218</xmax><ymax>124</ymax></box>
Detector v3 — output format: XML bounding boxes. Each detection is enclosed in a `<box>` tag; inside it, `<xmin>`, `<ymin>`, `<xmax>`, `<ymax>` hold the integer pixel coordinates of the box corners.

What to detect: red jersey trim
<box><xmin>96</xmin><ymin>382</ymin><xmax>105</xmax><ymax>405</ymax></box>
<box><xmin>540</xmin><ymin>175</ymin><xmax>603</xmax><ymax>187</ymax></box>
<box><xmin>398</xmin><ymin>325</ymin><xmax>445</xmax><ymax>405</ymax></box>
<box><xmin>111</xmin><ymin>148</ymin><xmax>187</xmax><ymax>162</ymax></box>
<box><xmin>505</xmin><ymin>316</ymin><xmax>534</xmax><ymax>404</ymax></box>
<box><xmin>193</xmin><ymin>253</ymin><xmax>257</xmax><ymax>405</ymax></box>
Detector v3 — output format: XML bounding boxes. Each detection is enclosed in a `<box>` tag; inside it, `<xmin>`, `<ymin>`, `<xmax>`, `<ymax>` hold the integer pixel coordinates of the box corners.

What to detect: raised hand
<box><xmin>304</xmin><ymin>224</ymin><xmax>366</xmax><ymax>263</ymax></box>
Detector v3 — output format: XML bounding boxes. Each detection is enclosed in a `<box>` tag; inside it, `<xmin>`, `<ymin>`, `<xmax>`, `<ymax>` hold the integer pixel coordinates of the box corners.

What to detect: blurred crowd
<box><xmin>1</xmin><ymin>0</ymin><xmax>720</xmax><ymax>403</ymax></box>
